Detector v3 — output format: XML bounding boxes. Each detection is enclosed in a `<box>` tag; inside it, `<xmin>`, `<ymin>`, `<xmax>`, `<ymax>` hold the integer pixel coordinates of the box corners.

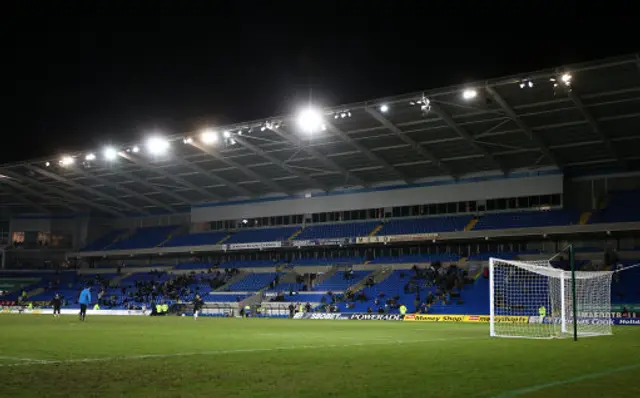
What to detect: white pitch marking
<box><xmin>0</xmin><ymin>336</ymin><xmax>481</xmax><ymax>368</ymax></box>
<box><xmin>0</xmin><ymin>356</ymin><xmax>51</xmax><ymax>362</ymax></box>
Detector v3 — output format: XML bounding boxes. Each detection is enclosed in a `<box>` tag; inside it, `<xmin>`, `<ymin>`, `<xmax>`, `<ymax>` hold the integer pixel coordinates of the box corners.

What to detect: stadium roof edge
<box><xmin>1</xmin><ymin>52</ymin><xmax>637</xmax><ymax>168</ymax></box>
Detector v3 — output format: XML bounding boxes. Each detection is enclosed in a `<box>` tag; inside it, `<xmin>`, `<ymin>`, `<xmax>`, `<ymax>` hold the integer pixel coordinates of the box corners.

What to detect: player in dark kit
<box><xmin>50</xmin><ymin>294</ymin><xmax>62</xmax><ymax>318</ymax></box>
<box><xmin>193</xmin><ymin>294</ymin><xmax>204</xmax><ymax>320</ymax></box>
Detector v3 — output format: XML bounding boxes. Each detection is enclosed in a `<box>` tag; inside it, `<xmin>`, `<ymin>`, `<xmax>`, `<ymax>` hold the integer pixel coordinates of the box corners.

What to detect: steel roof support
<box><xmin>0</xmin><ymin>177</ymin><xmax>77</xmax><ymax>213</ymax></box>
<box><xmin>270</xmin><ymin>127</ymin><xmax>367</xmax><ymax>187</ymax></box>
<box><xmin>190</xmin><ymin>142</ymin><xmax>289</xmax><ymax>194</ymax></box>
<box><xmin>485</xmin><ymin>86</ymin><xmax>563</xmax><ymax>170</ymax></box>
<box><xmin>365</xmin><ymin>107</ymin><xmax>457</xmax><ymax>179</ymax></box>
<box><xmin>428</xmin><ymin>102</ymin><xmax>508</xmax><ymax>174</ymax></box>
<box><xmin>26</xmin><ymin>165</ymin><xmax>147</xmax><ymax>215</ymax></box>
<box><xmin>75</xmin><ymin>168</ymin><xmax>175</xmax><ymax>214</ymax></box>
<box><xmin>120</xmin><ymin>153</ymin><xmax>222</xmax><ymax>202</ymax></box>
<box><xmin>557</xmin><ymin>82</ymin><xmax>625</xmax><ymax>169</ymax></box>
<box><xmin>0</xmin><ymin>170</ymin><xmax>124</xmax><ymax>217</ymax></box>
<box><xmin>174</xmin><ymin>157</ymin><xmax>253</xmax><ymax>197</ymax></box>
<box><xmin>233</xmin><ymin>136</ymin><xmax>329</xmax><ymax>191</ymax></box>
<box><xmin>324</xmin><ymin>121</ymin><xmax>410</xmax><ymax>183</ymax></box>
<box><xmin>115</xmin><ymin>169</ymin><xmax>194</xmax><ymax>206</ymax></box>
<box><xmin>0</xmin><ymin>185</ymin><xmax>50</xmax><ymax>213</ymax></box>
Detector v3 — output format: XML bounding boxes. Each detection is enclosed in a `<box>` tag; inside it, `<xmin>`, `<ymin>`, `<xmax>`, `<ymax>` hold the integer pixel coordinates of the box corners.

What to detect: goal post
<box><xmin>489</xmin><ymin>257</ymin><xmax>613</xmax><ymax>339</ymax></box>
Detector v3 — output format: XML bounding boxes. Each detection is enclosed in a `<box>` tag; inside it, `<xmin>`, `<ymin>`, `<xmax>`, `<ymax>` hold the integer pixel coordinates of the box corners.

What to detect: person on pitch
<box><xmin>50</xmin><ymin>293</ymin><xmax>62</xmax><ymax>318</ymax></box>
<box><xmin>78</xmin><ymin>286</ymin><xmax>92</xmax><ymax>321</ymax></box>
<box><xmin>193</xmin><ymin>294</ymin><xmax>204</xmax><ymax>320</ymax></box>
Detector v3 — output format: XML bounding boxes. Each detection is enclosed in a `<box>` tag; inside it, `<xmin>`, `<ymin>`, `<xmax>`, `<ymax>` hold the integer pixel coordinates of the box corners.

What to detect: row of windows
<box><xmin>209</xmin><ymin>194</ymin><xmax>563</xmax><ymax>231</ymax></box>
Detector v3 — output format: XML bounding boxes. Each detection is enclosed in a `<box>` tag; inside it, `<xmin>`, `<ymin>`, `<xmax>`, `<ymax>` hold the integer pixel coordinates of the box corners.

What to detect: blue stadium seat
<box><xmin>108</xmin><ymin>226</ymin><xmax>179</xmax><ymax>250</ymax></box>
<box><xmin>225</xmin><ymin>227</ymin><xmax>299</xmax><ymax>243</ymax></box>
<box><xmin>295</xmin><ymin>222</ymin><xmax>378</xmax><ymax>240</ymax></box>
<box><xmin>474</xmin><ymin>210</ymin><xmax>578</xmax><ymax>230</ymax></box>
<box><xmin>379</xmin><ymin>216</ymin><xmax>472</xmax><ymax>235</ymax></box>
<box><xmin>81</xmin><ymin>229</ymin><xmax>127</xmax><ymax>251</ymax></box>
<box><xmin>226</xmin><ymin>273</ymin><xmax>276</xmax><ymax>291</ymax></box>
<box><xmin>163</xmin><ymin>231</ymin><xmax>228</xmax><ymax>247</ymax></box>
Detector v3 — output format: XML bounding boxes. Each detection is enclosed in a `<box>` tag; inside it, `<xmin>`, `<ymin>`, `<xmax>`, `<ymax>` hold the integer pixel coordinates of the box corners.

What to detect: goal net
<box><xmin>489</xmin><ymin>257</ymin><xmax>613</xmax><ymax>339</ymax></box>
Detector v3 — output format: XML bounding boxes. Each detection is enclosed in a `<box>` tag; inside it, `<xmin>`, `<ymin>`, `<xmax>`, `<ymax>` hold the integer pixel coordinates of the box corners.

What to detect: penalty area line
<box><xmin>491</xmin><ymin>363</ymin><xmax>640</xmax><ymax>398</ymax></box>
<box><xmin>0</xmin><ymin>336</ymin><xmax>481</xmax><ymax>368</ymax></box>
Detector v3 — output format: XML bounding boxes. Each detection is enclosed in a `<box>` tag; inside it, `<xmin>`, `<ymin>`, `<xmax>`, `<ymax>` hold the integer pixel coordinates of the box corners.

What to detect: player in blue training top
<box><xmin>78</xmin><ymin>287</ymin><xmax>92</xmax><ymax>321</ymax></box>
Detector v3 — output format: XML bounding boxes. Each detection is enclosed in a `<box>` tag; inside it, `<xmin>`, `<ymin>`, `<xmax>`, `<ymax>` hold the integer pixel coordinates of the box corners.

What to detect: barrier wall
<box><xmin>1</xmin><ymin>308</ymin><xmax>148</xmax><ymax>316</ymax></box>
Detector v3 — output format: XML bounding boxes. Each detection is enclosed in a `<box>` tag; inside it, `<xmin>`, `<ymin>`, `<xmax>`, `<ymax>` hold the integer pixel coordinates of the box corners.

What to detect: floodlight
<box><xmin>297</xmin><ymin>107</ymin><xmax>324</xmax><ymax>134</ymax></box>
<box><xmin>242</xmin><ymin>219</ymin><xmax>248</xmax><ymax>224</ymax></box>
<box><xmin>380</xmin><ymin>104</ymin><xmax>389</xmax><ymax>113</ymax></box>
<box><xmin>45</xmin><ymin>162</ymin><xmax>50</xmax><ymax>167</ymax></box>
<box><xmin>561</xmin><ymin>73</ymin><xmax>572</xmax><ymax>85</ymax></box>
<box><xmin>200</xmin><ymin>129</ymin><xmax>218</xmax><ymax>145</ymax></box>
<box><xmin>462</xmin><ymin>89</ymin><xmax>477</xmax><ymax>100</ymax></box>
<box><xmin>183</xmin><ymin>137</ymin><xmax>193</xmax><ymax>144</ymax></box>
<box><xmin>60</xmin><ymin>156</ymin><xmax>75</xmax><ymax>166</ymax></box>
<box><xmin>223</xmin><ymin>131</ymin><xmax>231</xmax><ymax>138</ymax></box>
<box><xmin>132</xmin><ymin>146</ymin><xmax>140</xmax><ymax>153</ymax></box>
<box><xmin>103</xmin><ymin>147</ymin><xmax>117</xmax><ymax>161</ymax></box>
<box><xmin>146</xmin><ymin>136</ymin><xmax>169</xmax><ymax>155</ymax></box>
<box><xmin>85</xmin><ymin>153</ymin><xmax>96</xmax><ymax>161</ymax></box>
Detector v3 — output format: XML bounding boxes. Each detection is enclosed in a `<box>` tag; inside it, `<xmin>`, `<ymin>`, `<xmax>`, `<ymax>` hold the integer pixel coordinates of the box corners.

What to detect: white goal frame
<box><xmin>489</xmin><ymin>257</ymin><xmax>613</xmax><ymax>340</ymax></box>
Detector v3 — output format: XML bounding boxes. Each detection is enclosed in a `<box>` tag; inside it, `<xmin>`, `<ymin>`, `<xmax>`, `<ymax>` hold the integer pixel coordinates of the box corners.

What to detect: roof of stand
<box><xmin>1</xmin><ymin>54</ymin><xmax>639</xmax><ymax>217</ymax></box>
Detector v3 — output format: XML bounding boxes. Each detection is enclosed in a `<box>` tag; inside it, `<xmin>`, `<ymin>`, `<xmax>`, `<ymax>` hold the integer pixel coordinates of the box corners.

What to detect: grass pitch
<box><xmin>0</xmin><ymin>315</ymin><xmax>638</xmax><ymax>397</ymax></box>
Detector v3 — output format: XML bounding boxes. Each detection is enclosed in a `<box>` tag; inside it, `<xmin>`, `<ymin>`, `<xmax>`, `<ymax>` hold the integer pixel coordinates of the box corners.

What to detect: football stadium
<box><xmin>1</xmin><ymin>54</ymin><xmax>640</xmax><ymax>397</ymax></box>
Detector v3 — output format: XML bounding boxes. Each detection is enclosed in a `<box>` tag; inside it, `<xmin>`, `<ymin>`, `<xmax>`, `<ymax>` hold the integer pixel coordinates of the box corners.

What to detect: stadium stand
<box><xmin>291</xmin><ymin>257</ymin><xmax>363</xmax><ymax>266</ymax></box>
<box><xmin>295</xmin><ymin>222</ymin><xmax>378</xmax><ymax>240</ymax></box>
<box><xmin>80</xmin><ymin>229</ymin><xmax>127</xmax><ymax>251</ymax></box>
<box><xmin>590</xmin><ymin>190</ymin><xmax>640</xmax><ymax>223</ymax></box>
<box><xmin>225</xmin><ymin>226</ymin><xmax>300</xmax><ymax>244</ymax></box>
<box><xmin>107</xmin><ymin>226</ymin><xmax>179</xmax><ymax>250</ymax></box>
<box><xmin>379</xmin><ymin>215</ymin><xmax>472</xmax><ymax>235</ymax></box>
<box><xmin>226</xmin><ymin>273</ymin><xmax>277</xmax><ymax>291</ymax></box>
<box><xmin>312</xmin><ymin>271</ymin><xmax>370</xmax><ymax>291</ymax></box>
<box><xmin>473</xmin><ymin>210</ymin><xmax>579</xmax><ymax>230</ymax></box>
<box><xmin>162</xmin><ymin>231</ymin><xmax>228</xmax><ymax>247</ymax></box>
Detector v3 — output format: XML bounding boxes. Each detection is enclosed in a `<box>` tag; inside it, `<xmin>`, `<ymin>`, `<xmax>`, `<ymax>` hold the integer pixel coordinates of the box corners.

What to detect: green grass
<box><xmin>0</xmin><ymin>315</ymin><xmax>639</xmax><ymax>397</ymax></box>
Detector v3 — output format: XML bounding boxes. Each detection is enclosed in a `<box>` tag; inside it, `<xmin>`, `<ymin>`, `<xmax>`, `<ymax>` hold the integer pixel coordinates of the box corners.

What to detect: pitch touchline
<box><xmin>0</xmin><ymin>336</ymin><xmax>480</xmax><ymax>368</ymax></box>
<box><xmin>490</xmin><ymin>363</ymin><xmax>640</xmax><ymax>398</ymax></box>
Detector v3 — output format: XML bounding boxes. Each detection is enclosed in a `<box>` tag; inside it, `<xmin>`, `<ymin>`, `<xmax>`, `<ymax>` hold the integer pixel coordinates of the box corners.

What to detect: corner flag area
<box><xmin>1</xmin><ymin>316</ymin><xmax>638</xmax><ymax>397</ymax></box>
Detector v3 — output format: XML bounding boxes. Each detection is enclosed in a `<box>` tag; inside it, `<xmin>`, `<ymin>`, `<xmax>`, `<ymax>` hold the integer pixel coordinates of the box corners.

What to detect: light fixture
<box><xmin>146</xmin><ymin>136</ymin><xmax>169</xmax><ymax>155</ymax></box>
<box><xmin>45</xmin><ymin>162</ymin><xmax>50</xmax><ymax>167</ymax></box>
<box><xmin>561</xmin><ymin>73</ymin><xmax>572</xmax><ymax>85</ymax></box>
<box><xmin>200</xmin><ymin>129</ymin><xmax>218</xmax><ymax>145</ymax></box>
<box><xmin>60</xmin><ymin>156</ymin><xmax>75</xmax><ymax>166</ymax></box>
<box><xmin>380</xmin><ymin>104</ymin><xmax>389</xmax><ymax>113</ymax></box>
<box><xmin>84</xmin><ymin>153</ymin><xmax>95</xmax><ymax>161</ymax></box>
<box><xmin>103</xmin><ymin>147</ymin><xmax>117</xmax><ymax>161</ymax></box>
<box><xmin>132</xmin><ymin>146</ymin><xmax>140</xmax><ymax>153</ymax></box>
<box><xmin>242</xmin><ymin>219</ymin><xmax>248</xmax><ymax>224</ymax></box>
<box><xmin>462</xmin><ymin>89</ymin><xmax>477</xmax><ymax>100</ymax></box>
<box><xmin>183</xmin><ymin>137</ymin><xmax>193</xmax><ymax>144</ymax></box>
<box><xmin>297</xmin><ymin>106</ymin><xmax>324</xmax><ymax>134</ymax></box>
<box><xmin>223</xmin><ymin>131</ymin><xmax>231</xmax><ymax>139</ymax></box>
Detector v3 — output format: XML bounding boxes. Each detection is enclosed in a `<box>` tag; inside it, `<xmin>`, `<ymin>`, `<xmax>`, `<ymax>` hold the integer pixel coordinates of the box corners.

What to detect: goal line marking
<box><xmin>0</xmin><ymin>336</ymin><xmax>480</xmax><ymax>368</ymax></box>
<box><xmin>491</xmin><ymin>362</ymin><xmax>640</xmax><ymax>398</ymax></box>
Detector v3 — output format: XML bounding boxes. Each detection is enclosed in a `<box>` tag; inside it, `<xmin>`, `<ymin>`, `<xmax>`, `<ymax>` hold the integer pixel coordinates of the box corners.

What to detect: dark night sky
<box><xmin>8</xmin><ymin>7</ymin><xmax>639</xmax><ymax>164</ymax></box>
